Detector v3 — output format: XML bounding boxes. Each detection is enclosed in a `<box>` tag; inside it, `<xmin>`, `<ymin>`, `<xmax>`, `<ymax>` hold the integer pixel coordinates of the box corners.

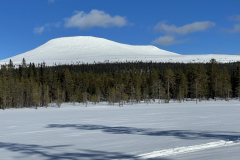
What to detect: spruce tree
<box><xmin>175</xmin><ymin>69</ymin><xmax>188</xmax><ymax>102</ymax></box>
<box><xmin>186</xmin><ymin>65</ymin><xmax>198</xmax><ymax>101</ymax></box>
<box><xmin>207</xmin><ymin>59</ymin><xmax>220</xmax><ymax>100</ymax></box>
<box><xmin>222</xmin><ymin>67</ymin><xmax>231</xmax><ymax>101</ymax></box>
<box><xmin>236</xmin><ymin>64</ymin><xmax>240</xmax><ymax>100</ymax></box>
<box><xmin>197</xmin><ymin>64</ymin><xmax>209</xmax><ymax>102</ymax></box>
<box><xmin>163</xmin><ymin>68</ymin><xmax>175</xmax><ymax>103</ymax></box>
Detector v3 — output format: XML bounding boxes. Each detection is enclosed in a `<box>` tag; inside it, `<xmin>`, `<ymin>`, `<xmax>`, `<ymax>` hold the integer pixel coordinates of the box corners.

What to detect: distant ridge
<box><xmin>0</xmin><ymin>36</ymin><xmax>178</xmax><ymax>66</ymax></box>
<box><xmin>0</xmin><ymin>36</ymin><xmax>240</xmax><ymax>66</ymax></box>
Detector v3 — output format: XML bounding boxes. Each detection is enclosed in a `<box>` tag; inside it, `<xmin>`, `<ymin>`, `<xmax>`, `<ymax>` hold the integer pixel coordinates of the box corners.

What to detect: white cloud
<box><xmin>33</xmin><ymin>22</ymin><xmax>61</xmax><ymax>35</ymax></box>
<box><xmin>154</xmin><ymin>21</ymin><xmax>216</xmax><ymax>35</ymax></box>
<box><xmin>53</xmin><ymin>22</ymin><xmax>61</xmax><ymax>28</ymax></box>
<box><xmin>64</xmin><ymin>10</ymin><xmax>128</xmax><ymax>29</ymax></box>
<box><xmin>228</xmin><ymin>15</ymin><xmax>240</xmax><ymax>21</ymax></box>
<box><xmin>48</xmin><ymin>0</ymin><xmax>55</xmax><ymax>3</ymax></box>
<box><xmin>152</xmin><ymin>36</ymin><xmax>187</xmax><ymax>46</ymax></box>
<box><xmin>226</xmin><ymin>24</ymin><xmax>240</xmax><ymax>33</ymax></box>
<box><xmin>34</xmin><ymin>27</ymin><xmax>45</xmax><ymax>34</ymax></box>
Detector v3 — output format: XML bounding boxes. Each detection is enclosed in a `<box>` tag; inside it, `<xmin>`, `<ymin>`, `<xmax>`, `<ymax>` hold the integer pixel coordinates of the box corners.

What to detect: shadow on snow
<box><xmin>47</xmin><ymin>124</ymin><xmax>240</xmax><ymax>141</ymax></box>
<box><xmin>0</xmin><ymin>142</ymin><xmax>169</xmax><ymax>160</ymax></box>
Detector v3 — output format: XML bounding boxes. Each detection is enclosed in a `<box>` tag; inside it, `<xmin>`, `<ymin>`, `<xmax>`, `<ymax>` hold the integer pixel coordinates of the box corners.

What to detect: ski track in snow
<box><xmin>136</xmin><ymin>140</ymin><xmax>240</xmax><ymax>159</ymax></box>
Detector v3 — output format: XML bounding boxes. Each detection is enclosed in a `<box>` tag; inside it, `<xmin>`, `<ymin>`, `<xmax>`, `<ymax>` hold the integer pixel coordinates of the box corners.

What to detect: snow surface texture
<box><xmin>1</xmin><ymin>100</ymin><xmax>240</xmax><ymax>160</ymax></box>
<box><xmin>1</xmin><ymin>36</ymin><xmax>240</xmax><ymax>66</ymax></box>
<box><xmin>138</xmin><ymin>140</ymin><xmax>240</xmax><ymax>159</ymax></box>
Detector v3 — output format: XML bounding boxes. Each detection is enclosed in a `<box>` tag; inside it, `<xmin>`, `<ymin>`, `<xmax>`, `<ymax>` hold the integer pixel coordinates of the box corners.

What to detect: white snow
<box><xmin>1</xmin><ymin>36</ymin><xmax>240</xmax><ymax>66</ymax></box>
<box><xmin>138</xmin><ymin>140</ymin><xmax>240</xmax><ymax>159</ymax></box>
<box><xmin>1</xmin><ymin>100</ymin><xmax>240</xmax><ymax>159</ymax></box>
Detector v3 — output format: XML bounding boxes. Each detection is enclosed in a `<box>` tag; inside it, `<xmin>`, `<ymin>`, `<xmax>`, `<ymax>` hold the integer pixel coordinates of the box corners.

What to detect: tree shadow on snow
<box><xmin>0</xmin><ymin>142</ymin><xmax>170</xmax><ymax>160</ymax></box>
<box><xmin>46</xmin><ymin>124</ymin><xmax>240</xmax><ymax>141</ymax></box>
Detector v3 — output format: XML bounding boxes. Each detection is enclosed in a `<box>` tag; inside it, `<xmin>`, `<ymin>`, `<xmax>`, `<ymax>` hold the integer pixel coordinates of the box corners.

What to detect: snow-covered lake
<box><xmin>1</xmin><ymin>100</ymin><xmax>240</xmax><ymax>160</ymax></box>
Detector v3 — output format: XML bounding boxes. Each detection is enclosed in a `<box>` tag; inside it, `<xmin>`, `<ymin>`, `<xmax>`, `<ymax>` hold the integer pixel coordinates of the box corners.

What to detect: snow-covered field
<box><xmin>1</xmin><ymin>36</ymin><xmax>240</xmax><ymax>66</ymax></box>
<box><xmin>1</xmin><ymin>100</ymin><xmax>240</xmax><ymax>160</ymax></box>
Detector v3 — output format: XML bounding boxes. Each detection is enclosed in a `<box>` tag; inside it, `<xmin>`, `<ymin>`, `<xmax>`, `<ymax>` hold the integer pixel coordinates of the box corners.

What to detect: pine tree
<box><xmin>196</xmin><ymin>64</ymin><xmax>209</xmax><ymax>102</ymax></box>
<box><xmin>157</xmin><ymin>79</ymin><xmax>165</xmax><ymax>103</ymax></box>
<box><xmin>163</xmin><ymin>68</ymin><xmax>175</xmax><ymax>103</ymax></box>
<box><xmin>43</xmin><ymin>84</ymin><xmax>50</xmax><ymax>107</ymax></box>
<box><xmin>116</xmin><ymin>84</ymin><xmax>125</xmax><ymax>107</ymax></box>
<box><xmin>130</xmin><ymin>86</ymin><xmax>136</xmax><ymax>105</ymax></box>
<box><xmin>186</xmin><ymin>65</ymin><xmax>198</xmax><ymax>101</ymax></box>
<box><xmin>143</xmin><ymin>87</ymin><xmax>150</xmax><ymax>104</ymax></box>
<box><xmin>56</xmin><ymin>87</ymin><xmax>63</xmax><ymax>107</ymax></box>
<box><xmin>222</xmin><ymin>67</ymin><xmax>231</xmax><ymax>101</ymax></box>
<box><xmin>90</xmin><ymin>94</ymin><xmax>98</xmax><ymax>105</ymax></box>
<box><xmin>63</xmin><ymin>69</ymin><xmax>74</xmax><ymax>102</ymax></box>
<box><xmin>32</xmin><ymin>82</ymin><xmax>41</xmax><ymax>109</ymax></box>
<box><xmin>175</xmin><ymin>69</ymin><xmax>187</xmax><ymax>102</ymax></box>
<box><xmin>82</xmin><ymin>92</ymin><xmax>88</xmax><ymax>107</ymax></box>
<box><xmin>236</xmin><ymin>64</ymin><xmax>240</xmax><ymax>101</ymax></box>
<box><xmin>207</xmin><ymin>59</ymin><xmax>220</xmax><ymax>100</ymax></box>
<box><xmin>107</xmin><ymin>87</ymin><xmax>116</xmax><ymax>105</ymax></box>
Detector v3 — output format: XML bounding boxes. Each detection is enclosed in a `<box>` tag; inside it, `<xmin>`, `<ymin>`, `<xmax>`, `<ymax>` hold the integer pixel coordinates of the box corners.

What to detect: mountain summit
<box><xmin>0</xmin><ymin>36</ymin><xmax>179</xmax><ymax>66</ymax></box>
<box><xmin>1</xmin><ymin>36</ymin><xmax>240</xmax><ymax>66</ymax></box>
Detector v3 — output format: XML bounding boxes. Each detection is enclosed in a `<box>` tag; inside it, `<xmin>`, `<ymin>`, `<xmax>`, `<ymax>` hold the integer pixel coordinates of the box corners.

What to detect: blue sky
<box><xmin>0</xmin><ymin>0</ymin><xmax>240</xmax><ymax>60</ymax></box>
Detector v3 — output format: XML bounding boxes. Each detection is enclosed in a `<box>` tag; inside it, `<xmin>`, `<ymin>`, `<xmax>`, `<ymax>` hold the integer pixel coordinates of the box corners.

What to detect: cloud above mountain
<box><xmin>34</xmin><ymin>22</ymin><xmax>61</xmax><ymax>34</ymax></box>
<box><xmin>226</xmin><ymin>24</ymin><xmax>240</xmax><ymax>33</ymax></box>
<box><xmin>34</xmin><ymin>27</ymin><xmax>45</xmax><ymax>34</ymax></box>
<box><xmin>154</xmin><ymin>21</ymin><xmax>216</xmax><ymax>35</ymax></box>
<box><xmin>152</xmin><ymin>36</ymin><xmax>187</xmax><ymax>46</ymax></box>
<box><xmin>64</xmin><ymin>10</ymin><xmax>128</xmax><ymax>30</ymax></box>
<box><xmin>48</xmin><ymin>0</ymin><xmax>54</xmax><ymax>3</ymax></box>
<box><xmin>228</xmin><ymin>15</ymin><xmax>240</xmax><ymax>22</ymax></box>
<box><xmin>152</xmin><ymin>21</ymin><xmax>215</xmax><ymax>46</ymax></box>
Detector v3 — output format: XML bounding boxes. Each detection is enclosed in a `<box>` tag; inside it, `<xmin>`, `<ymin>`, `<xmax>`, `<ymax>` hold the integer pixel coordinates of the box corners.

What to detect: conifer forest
<box><xmin>1</xmin><ymin>58</ymin><xmax>240</xmax><ymax>109</ymax></box>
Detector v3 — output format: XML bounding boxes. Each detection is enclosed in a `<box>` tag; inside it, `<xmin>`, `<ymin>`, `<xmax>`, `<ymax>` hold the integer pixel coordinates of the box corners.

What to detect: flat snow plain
<box><xmin>1</xmin><ymin>100</ymin><xmax>240</xmax><ymax>160</ymax></box>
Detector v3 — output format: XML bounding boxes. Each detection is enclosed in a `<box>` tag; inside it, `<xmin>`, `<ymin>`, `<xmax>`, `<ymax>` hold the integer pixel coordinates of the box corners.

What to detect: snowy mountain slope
<box><xmin>0</xmin><ymin>36</ymin><xmax>240</xmax><ymax>66</ymax></box>
<box><xmin>0</xmin><ymin>36</ymin><xmax>178</xmax><ymax>66</ymax></box>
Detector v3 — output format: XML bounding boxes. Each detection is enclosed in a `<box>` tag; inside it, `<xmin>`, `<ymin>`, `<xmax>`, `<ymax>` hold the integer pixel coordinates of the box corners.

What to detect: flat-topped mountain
<box><xmin>0</xmin><ymin>36</ymin><xmax>179</xmax><ymax>66</ymax></box>
<box><xmin>0</xmin><ymin>36</ymin><xmax>239</xmax><ymax>66</ymax></box>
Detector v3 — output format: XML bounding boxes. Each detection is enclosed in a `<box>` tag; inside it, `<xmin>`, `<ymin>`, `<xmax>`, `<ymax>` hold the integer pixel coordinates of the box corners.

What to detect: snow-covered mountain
<box><xmin>0</xmin><ymin>36</ymin><xmax>240</xmax><ymax>66</ymax></box>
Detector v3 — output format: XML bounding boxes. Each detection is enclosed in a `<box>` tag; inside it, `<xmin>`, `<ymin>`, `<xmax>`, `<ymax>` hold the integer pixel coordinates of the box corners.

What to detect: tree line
<box><xmin>0</xmin><ymin>58</ymin><xmax>240</xmax><ymax>109</ymax></box>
